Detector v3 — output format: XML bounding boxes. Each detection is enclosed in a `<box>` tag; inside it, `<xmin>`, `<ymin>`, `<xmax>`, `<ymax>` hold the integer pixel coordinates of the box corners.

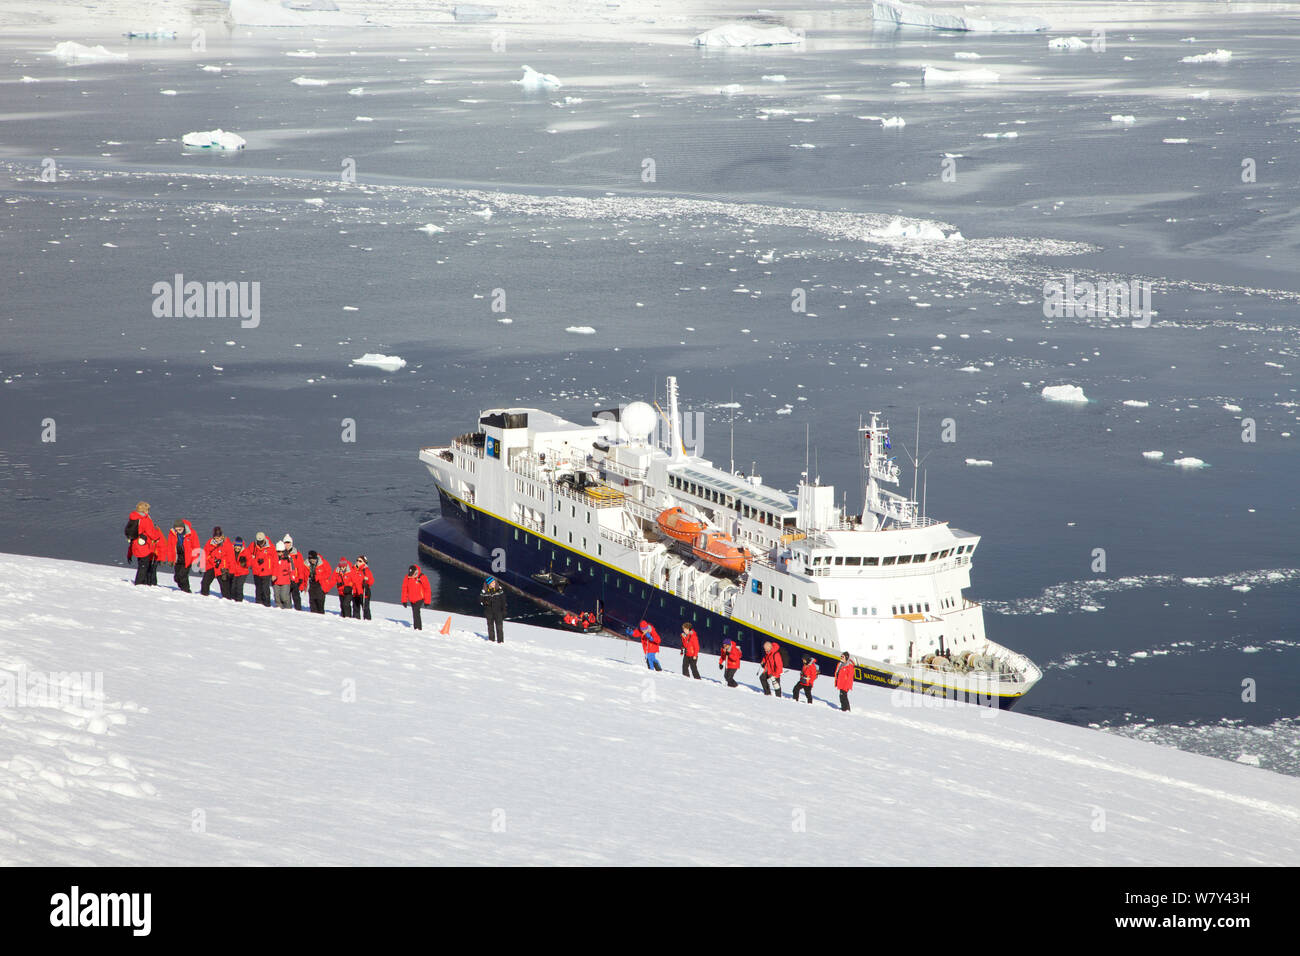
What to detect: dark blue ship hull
<box><xmin>418</xmin><ymin>487</ymin><xmax>1024</xmax><ymax>709</ymax></box>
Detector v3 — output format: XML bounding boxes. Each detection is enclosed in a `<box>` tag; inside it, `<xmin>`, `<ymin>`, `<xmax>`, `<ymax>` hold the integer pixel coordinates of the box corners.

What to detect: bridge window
<box><xmin>845</xmin><ymin>556</ymin><xmax>861</xmax><ymax>566</ymax></box>
<box><xmin>895</xmin><ymin>555</ymin><xmax>910</xmax><ymax>565</ymax></box>
<box><xmin>882</xmin><ymin>556</ymin><xmax>896</xmax><ymax>566</ymax></box>
<box><xmin>912</xmin><ymin>554</ymin><xmax>926</xmax><ymax>563</ymax></box>
<box><xmin>834</xmin><ymin>556</ymin><xmax>844</xmax><ymax>566</ymax></box>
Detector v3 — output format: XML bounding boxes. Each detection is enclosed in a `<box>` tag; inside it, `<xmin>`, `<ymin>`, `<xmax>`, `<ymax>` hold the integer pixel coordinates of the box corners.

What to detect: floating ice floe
<box><xmin>292</xmin><ymin>76</ymin><xmax>330</xmax><ymax>86</ymax></box>
<box><xmin>181</xmin><ymin>129</ymin><xmax>246</xmax><ymax>150</ymax></box>
<box><xmin>200</xmin><ymin>65</ymin><xmax>222</xmax><ymax>73</ymax></box>
<box><xmin>304</xmin><ymin>197</ymin><xmax>325</xmax><ymax>205</ymax></box>
<box><xmin>1042</xmin><ymin>384</ymin><xmax>1088</xmax><ymax>403</ymax></box>
<box><xmin>49</xmin><ymin>41</ymin><xmax>127</xmax><ymax>63</ymax></box>
<box><xmin>693</xmin><ymin>24</ymin><xmax>805</xmax><ymax>47</ymax></box>
<box><xmin>1222</xmin><ymin>403</ymin><xmax>1242</xmax><ymax>413</ymax></box>
<box><xmin>891</xmin><ymin>81</ymin><xmax>911</xmax><ymax>87</ymax></box>
<box><xmin>417</xmin><ymin>223</ymin><xmax>444</xmax><ymax>234</ymax></box>
<box><xmin>1110</xmin><ymin>114</ymin><xmax>1136</xmax><ymax>124</ymax></box>
<box><xmin>981</xmin><ymin>131</ymin><xmax>1018</xmax><ymax>138</ymax></box>
<box><xmin>1163</xmin><ymin>138</ymin><xmax>1189</xmax><ymax>144</ymax></box>
<box><xmin>1123</xmin><ymin>400</ymin><xmax>1149</xmax><ymax>407</ymax></box>
<box><xmin>1172</xmin><ymin>457</ymin><xmax>1209</xmax><ymax>469</ymax></box>
<box><xmin>965</xmin><ymin>458</ymin><xmax>993</xmax><ymax>467</ymax></box>
<box><xmin>1048</xmin><ymin>36</ymin><xmax>1088</xmax><ymax>51</ymax></box>
<box><xmin>761</xmin><ymin>74</ymin><xmax>788</xmax><ymax>83</ymax></box>
<box><xmin>717</xmin><ymin>84</ymin><xmax>745</xmax><ymax>96</ymax></box>
<box><xmin>285</xmin><ymin>50</ymin><xmax>318</xmax><ymax>58</ymax></box>
<box><xmin>869</xmin><ymin>217</ymin><xmax>960</xmax><ymax>241</ymax></box>
<box><xmin>515</xmin><ymin>65</ymin><xmax>561</xmax><ymax>90</ymax></box>
<box><xmin>1181</xmin><ymin>49</ymin><xmax>1232</xmax><ymax>64</ymax></box>
<box><xmin>348</xmin><ymin>87</ymin><xmax>364</xmax><ymax>96</ymax></box>
<box><xmin>1142</xmin><ymin>450</ymin><xmax>1164</xmax><ymax>460</ymax></box>
<box><xmin>565</xmin><ymin>326</ymin><xmax>596</xmax><ymax>335</ymax></box>
<box><xmin>160</xmin><ymin>89</ymin><xmax>178</xmax><ymax>96</ymax></box>
<box><xmin>872</xmin><ymin>0</ymin><xmax>1049</xmax><ymax>33</ymax></box>
<box><xmin>880</xmin><ymin>116</ymin><xmax>906</xmax><ymax>128</ymax></box>
<box><xmin>922</xmin><ymin>65</ymin><xmax>1000</xmax><ymax>85</ymax></box>
<box><xmin>953</xmin><ymin>51</ymin><xmax>981</xmax><ymax>59</ymax></box>
<box><xmin>352</xmin><ymin>353</ymin><xmax>406</xmax><ymax>371</ymax></box>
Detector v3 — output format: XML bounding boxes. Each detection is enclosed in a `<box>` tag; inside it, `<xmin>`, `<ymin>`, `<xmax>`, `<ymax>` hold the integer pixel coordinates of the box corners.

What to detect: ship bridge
<box><xmin>665</xmin><ymin>465</ymin><xmax>796</xmax><ymax>529</ymax></box>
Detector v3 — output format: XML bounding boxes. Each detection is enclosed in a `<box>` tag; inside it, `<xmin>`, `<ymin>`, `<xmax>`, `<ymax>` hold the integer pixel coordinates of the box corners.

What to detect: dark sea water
<box><xmin>2</xmin><ymin>3</ymin><xmax>1298</xmax><ymax>771</ymax></box>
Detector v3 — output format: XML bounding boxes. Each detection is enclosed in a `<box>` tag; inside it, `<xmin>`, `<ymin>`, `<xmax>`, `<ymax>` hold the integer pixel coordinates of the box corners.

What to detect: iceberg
<box><xmin>922</xmin><ymin>65</ymin><xmax>1000</xmax><ymax>85</ymax></box>
<box><xmin>565</xmin><ymin>326</ymin><xmax>597</xmax><ymax>335</ymax></box>
<box><xmin>49</xmin><ymin>41</ymin><xmax>128</xmax><ymax>63</ymax></box>
<box><xmin>965</xmin><ymin>458</ymin><xmax>994</xmax><ymax>467</ymax></box>
<box><xmin>352</xmin><ymin>353</ymin><xmax>407</xmax><ymax>371</ymax></box>
<box><xmin>693</xmin><ymin>24</ymin><xmax>804</xmax><ymax>47</ymax></box>
<box><xmin>872</xmin><ymin>0</ymin><xmax>1048</xmax><ymax>33</ymax></box>
<box><xmin>514</xmin><ymin>65</ymin><xmax>561</xmax><ymax>90</ymax></box>
<box><xmin>880</xmin><ymin>116</ymin><xmax>906</xmax><ymax>128</ymax></box>
<box><xmin>181</xmin><ymin>129</ymin><xmax>246</xmax><ymax>150</ymax></box>
<box><xmin>870</xmin><ymin>217</ymin><xmax>957</xmax><ymax>241</ymax></box>
<box><xmin>1042</xmin><ymin>384</ymin><xmax>1088</xmax><ymax>404</ymax></box>
<box><xmin>291</xmin><ymin>76</ymin><xmax>330</xmax><ymax>86</ymax></box>
<box><xmin>1110</xmin><ymin>114</ymin><xmax>1136</xmax><ymax>124</ymax></box>
<box><xmin>1172</xmin><ymin>457</ymin><xmax>1209</xmax><ymax>469</ymax></box>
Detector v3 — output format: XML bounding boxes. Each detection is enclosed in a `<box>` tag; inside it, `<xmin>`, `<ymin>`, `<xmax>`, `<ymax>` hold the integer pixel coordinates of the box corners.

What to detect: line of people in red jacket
<box><xmin>126</xmin><ymin>501</ymin><xmax>397</xmax><ymax>621</ymax></box>
<box><xmin>632</xmin><ymin>620</ymin><xmax>856</xmax><ymax>711</ymax></box>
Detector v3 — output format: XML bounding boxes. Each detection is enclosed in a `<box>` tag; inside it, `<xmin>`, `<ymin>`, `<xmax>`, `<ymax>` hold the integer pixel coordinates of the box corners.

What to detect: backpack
<box><xmin>124</xmin><ymin>517</ymin><xmax>139</xmax><ymax>539</ymax></box>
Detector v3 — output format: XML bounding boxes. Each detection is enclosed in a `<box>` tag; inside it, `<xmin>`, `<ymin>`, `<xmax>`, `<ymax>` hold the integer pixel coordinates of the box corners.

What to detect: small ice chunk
<box><xmin>1181</xmin><ymin>49</ymin><xmax>1232</xmax><ymax>64</ymax></box>
<box><xmin>1172</xmin><ymin>457</ymin><xmax>1209</xmax><ymax>469</ymax></box>
<box><xmin>181</xmin><ymin>129</ymin><xmax>246</xmax><ymax>149</ymax></box>
<box><xmin>49</xmin><ymin>41</ymin><xmax>127</xmax><ymax>63</ymax></box>
<box><xmin>565</xmin><ymin>326</ymin><xmax>597</xmax><ymax>335</ymax></box>
<box><xmin>1041</xmin><ymin>384</ymin><xmax>1088</xmax><ymax>403</ymax></box>
<box><xmin>417</xmin><ymin>223</ymin><xmax>445</xmax><ymax>234</ymax></box>
<box><xmin>880</xmin><ymin>116</ymin><xmax>906</xmax><ymax>128</ymax></box>
<box><xmin>1110</xmin><ymin>114</ymin><xmax>1135</xmax><ymax>124</ymax></box>
<box><xmin>922</xmin><ymin>66</ymin><xmax>1000</xmax><ymax>85</ymax></box>
<box><xmin>515</xmin><ymin>65</ymin><xmax>561</xmax><ymax>90</ymax></box>
<box><xmin>954</xmin><ymin>51</ymin><xmax>981</xmax><ymax>59</ymax></box>
<box><xmin>761</xmin><ymin>74</ymin><xmax>788</xmax><ymax>82</ymax></box>
<box><xmin>981</xmin><ymin>131</ymin><xmax>1018</xmax><ymax>138</ymax></box>
<box><xmin>352</xmin><ymin>353</ymin><xmax>407</xmax><ymax>371</ymax></box>
<box><xmin>964</xmin><ymin>458</ymin><xmax>993</xmax><ymax>467</ymax></box>
<box><xmin>292</xmin><ymin>76</ymin><xmax>330</xmax><ymax>86</ymax></box>
<box><xmin>693</xmin><ymin>24</ymin><xmax>804</xmax><ymax>47</ymax></box>
<box><xmin>717</xmin><ymin>83</ymin><xmax>745</xmax><ymax>96</ymax></box>
<box><xmin>1123</xmin><ymin>400</ymin><xmax>1148</xmax><ymax>407</ymax></box>
<box><xmin>1048</xmin><ymin>36</ymin><xmax>1088</xmax><ymax>51</ymax></box>
<box><xmin>160</xmin><ymin>89</ymin><xmax>178</xmax><ymax>96</ymax></box>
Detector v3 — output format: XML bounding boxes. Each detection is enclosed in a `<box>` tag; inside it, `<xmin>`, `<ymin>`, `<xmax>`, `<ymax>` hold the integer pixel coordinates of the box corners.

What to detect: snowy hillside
<box><xmin>2</xmin><ymin>553</ymin><xmax>1297</xmax><ymax>866</ymax></box>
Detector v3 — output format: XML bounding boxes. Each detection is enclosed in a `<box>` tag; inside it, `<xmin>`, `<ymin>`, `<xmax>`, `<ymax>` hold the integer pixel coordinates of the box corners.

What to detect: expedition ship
<box><xmin>417</xmin><ymin>378</ymin><xmax>1042</xmax><ymax>708</ymax></box>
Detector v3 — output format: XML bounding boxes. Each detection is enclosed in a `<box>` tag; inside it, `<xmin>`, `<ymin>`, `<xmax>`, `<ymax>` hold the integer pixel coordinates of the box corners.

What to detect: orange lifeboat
<box><xmin>692</xmin><ymin>532</ymin><xmax>752</xmax><ymax>574</ymax></box>
<box><xmin>656</xmin><ymin>506</ymin><xmax>706</xmax><ymax>543</ymax></box>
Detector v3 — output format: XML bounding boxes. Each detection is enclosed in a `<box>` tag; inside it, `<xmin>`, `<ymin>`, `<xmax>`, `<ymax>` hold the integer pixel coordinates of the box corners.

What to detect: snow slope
<box><xmin>2</xmin><ymin>554</ymin><xmax>1297</xmax><ymax>865</ymax></box>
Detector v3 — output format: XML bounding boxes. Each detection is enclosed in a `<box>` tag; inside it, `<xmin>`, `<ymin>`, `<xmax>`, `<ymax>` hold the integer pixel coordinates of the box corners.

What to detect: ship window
<box><xmin>598</xmin><ymin>545</ymin><xmax>602</xmax><ymax>556</ymax></box>
<box><xmin>882</xmin><ymin>556</ymin><xmax>896</xmax><ymax>566</ymax></box>
<box><xmin>844</xmin><ymin>556</ymin><xmax>861</xmax><ymax>566</ymax></box>
<box><xmin>913</xmin><ymin>554</ymin><xmax>926</xmax><ymax>563</ymax></box>
<box><xmin>924</xmin><ymin>603</ymin><xmax>930</xmax><ymax>612</ymax></box>
<box><xmin>513</xmin><ymin>529</ymin><xmax>519</xmax><ymax>540</ymax></box>
<box><xmin>956</xmin><ymin>545</ymin><xmax>966</xmax><ymax>554</ymax></box>
<box><xmin>791</xmin><ymin>595</ymin><xmax>797</xmax><ymax>608</ymax></box>
<box><xmin>834</xmin><ymin>556</ymin><xmax>844</xmax><ymax>566</ymax></box>
<box><xmin>891</xmin><ymin>606</ymin><xmax>897</xmax><ymax>615</ymax></box>
<box><xmin>864</xmin><ymin>556</ymin><xmax>879</xmax><ymax>566</ymax></box>
<box><xmin>929</xmin><ymin>552</ymin><xmax>940</xmax><ymax>561</ymax></box>
<box><xmin>753</xmin><ymin>580</ymin><xmax>763</xmax><ymax>596</ymax></box>
<box><xmin>907</xmin><ymin>604</ymin><xmax>914</xmax><ymax>613</ymax></box>
<box><xmin>871</xmin><ymin>607</ymin><xmax>877</xmax><ymax>616</ymax></box>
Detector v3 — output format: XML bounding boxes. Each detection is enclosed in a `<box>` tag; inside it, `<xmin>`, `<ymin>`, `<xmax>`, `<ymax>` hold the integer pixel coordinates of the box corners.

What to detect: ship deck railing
<box><xmin>797</xmin><ymin>554</ymin><xmax>971</xmax><ymax>578</ymax></box>
<box><xmin>555</xmin><ymin>483</ymin><xmax>625</xmax><ymax>509</ymax></box>
<box><xmin>599</xmin><ymin>526</ymin><xmax>654</xmax><ymax>553</ymax></box>
<box><xmin>450</xmin><ymin>438</ymin><xmax>485</xmax><ymax>459</ymax></box>
<box><xmin>600</xmin><ymin>457</ymin><xmax>649</xmax><ymax>481</ymax></box>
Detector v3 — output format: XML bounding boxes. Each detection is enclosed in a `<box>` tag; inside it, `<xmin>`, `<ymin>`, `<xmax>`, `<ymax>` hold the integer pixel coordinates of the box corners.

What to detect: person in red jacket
<box><xmin>760</xmin><ymin>641</ymin><xmax>784</xmax><ymax>697</ymax></box>
<box><xmin>272</xmin><ymin>542</ymin><xmax>295</xmax><ymax>608</ymax></box>
<box><xmin>635</xmin><ymin>620</ymin><xmax>662</xmax><ymax>671</ymax></box>
<box><xmin>167</xmin><ymin>518</ymin><xmax>200</xmax><ymax>593</ymax></box>
<box><xmin>679</xmin><ymin>622</ymin><xmax>701</xmax><ymax>680</ymax></box>
<box><xmin>227</xmin><ymin>537</ymin><xmax>250</xmax><ymax>602</ymax></box>
<box><xmin>202</xmin><ymin>528</ymin><xmax>235</xmax><ymax>598</ymax></box>
<box><xmin>306</xmin><ymin>551</ymin><xmax>333</xmax><ymax>614</ymax></box>
<box><xmin>719</xmin><ymin>637</ymin><xmax>742</xmax><ymax>687</ymax></box>
<box><xmin>244</xmin><ymin>532</ymin><xmax>276</xmax><ymax>607</ymax></box>
<box><xmin>125</xmin><ymin>501</ymin><xmax>163</xmax><ymax>586</ymax></box>
<box><xmin>351</xmin><ymin>556</ymin><xmax>375</xmax><ymax>620</ymax></box>
<box><xmin>281</xmin><ymin>535</ymin><xmax>308</xmax><ymax>610</ymax></box>
<box><xmin>335</xmin><ymin>557</ymin><xmax>354</xmax><ymax>618</ymax></box>
<box><xmin>834</xmin><ymin>651</ymin><xmax>855</xmax><ymax>712</ymax></box>
<box><xmin>401</xmin><ymin>564</ymin><xmax>432</xmax><ymax>630</ymax></box>
<box><xmin>793</xmin><ymin>655</ymin><xmax>819</xmax><ymax>704</ymax></box>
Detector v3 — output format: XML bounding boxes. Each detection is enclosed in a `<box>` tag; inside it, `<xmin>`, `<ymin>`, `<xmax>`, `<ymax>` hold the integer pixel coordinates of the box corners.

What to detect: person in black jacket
<box><xmin>480</xmin><ymin>576</ymin><xmax>506</xmax><ymax>643</ymax></box>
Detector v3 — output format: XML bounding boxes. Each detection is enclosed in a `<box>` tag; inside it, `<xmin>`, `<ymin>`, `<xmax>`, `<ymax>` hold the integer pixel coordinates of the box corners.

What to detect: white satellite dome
<box><xmin>620</xmin><ymin>401</ymin><xmax>657</xmax><ymax>442</ymax></box>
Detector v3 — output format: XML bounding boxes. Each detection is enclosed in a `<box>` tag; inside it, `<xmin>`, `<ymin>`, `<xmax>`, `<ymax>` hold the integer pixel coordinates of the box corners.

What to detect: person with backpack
<box><xmin>636</xmin><ymin>620</ymin><xmax>662</xmax><ymax>671</ymax></box>
<box><xmin>679</xmin><ymin>621</ymin><xmax>701</xmax><ymax>679</ymax></box>
<box><xmin>335</xmin><ymin>556</ymin><xmax>355</xmax><ymax>618</ymax></box>
<box><xmin>834</xmin><ymin>652</ymin><xmax>855</xmax><ymax>712</ymax></box>
<box><xmin>281</xmin><ymin>535</ymin><xmax>307</xmax><ymax>610</ymax></box>
<box><xmin>246</xmin><ymin>532</ymin><xmax>276</xmax><ymax>607</ymax></box>
<box><xmin>793</xmin><ymin>655</ymin><xmax>819</xmax><ymax>704</ymax></box>
<box><xmin>125</xmin><ymin>501</ymin><xmax>162</xmax><ymax>586</ymax></box>
<box><xmin>719</xmin><ymin>637</ymin><xmax>742</xmax><ymax>687</ymax></box>
<box><xmin>401</xmin><ymin>565</ymin><xmax>432</xmax><ymax>630</ymax></box>
<box><xmin>167</xmin><ymin>519</ymin><xmax>200</xmax><ymax>593</ymax></box>
<box><xmin>228</xmin><ymin>537</ymin><xmax>250</xmax><ymax>602</ymax></box>
<box><xmin>760</xmin><ymin>641</ymin><xmax>784</xmax><ymax>697</ymax></box>
<box><xmin>307</xmin><ymin>551</ymin><xmax>333</xmax><ymax>614</ymax></box>
<box><xmin>480</xmin><ymin>576</ymin><xmax>506</xmax><ymax>643</ymax></box>
<box><xmin>354</xmin><ymin>556</ymin><xmax>374</xmax><ymax>620</ymax></box>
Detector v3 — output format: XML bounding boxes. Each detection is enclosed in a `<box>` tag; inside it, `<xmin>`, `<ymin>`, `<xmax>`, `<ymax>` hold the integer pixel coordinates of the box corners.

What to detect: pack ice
<box><xmin>1</xmin><ymin>553</ymin><xmax>1297</xmax><ymax>865</ymax></box>
<box><xmin>872</xmin><ymin>0</ymin><xmax>1049</xmax><ymax>33</ymax></box>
